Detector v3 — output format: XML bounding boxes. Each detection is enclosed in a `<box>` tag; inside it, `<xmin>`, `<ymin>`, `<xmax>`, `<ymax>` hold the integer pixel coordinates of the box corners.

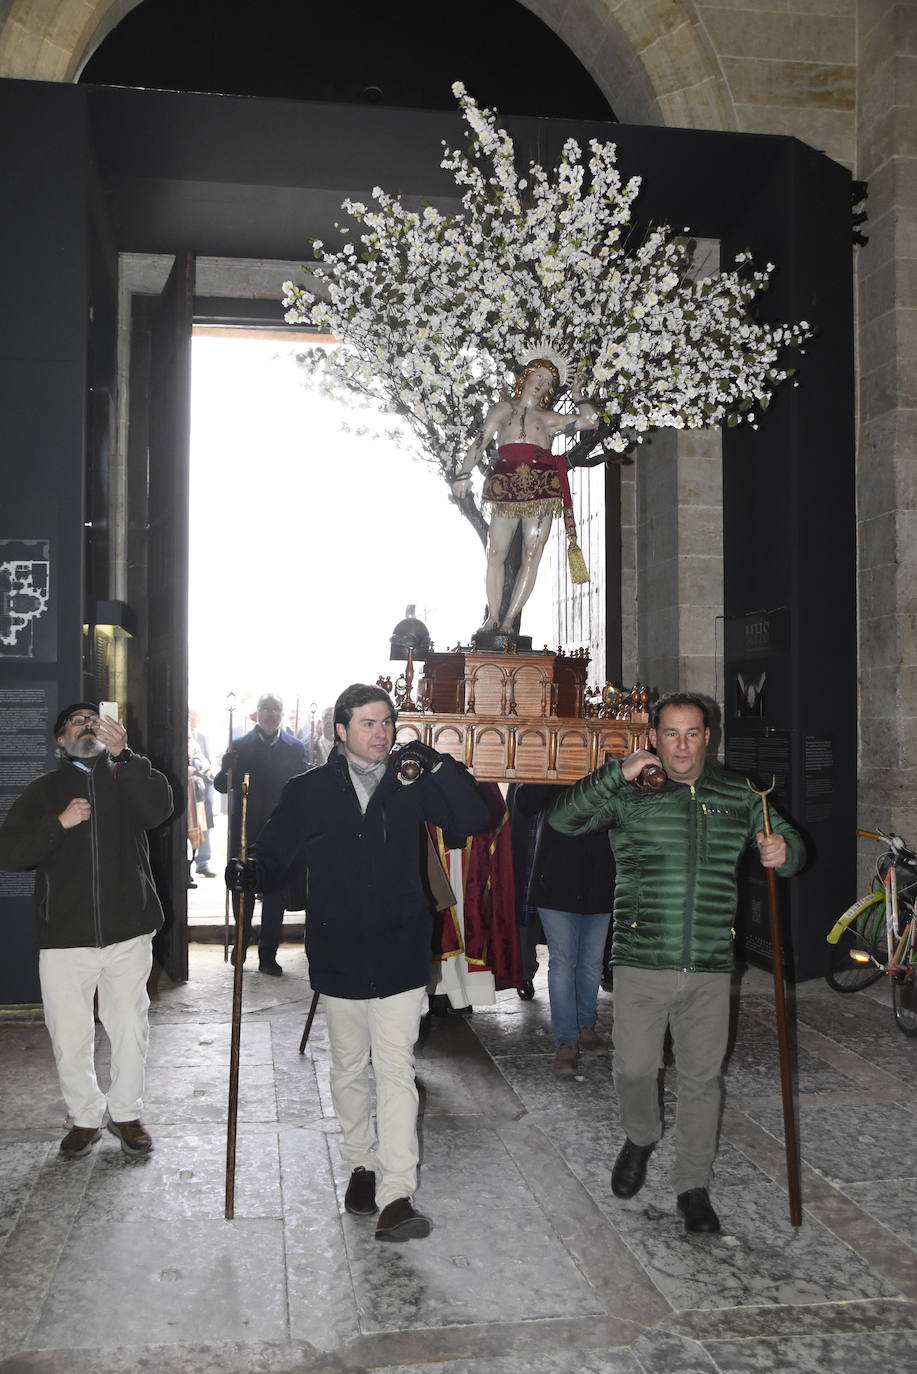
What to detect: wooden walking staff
<box><xmin>223</xmin><ymin>691</ymin><xmax>236</xmax><ymax>963</ymax></box>
<box><xmin>746</xmin><ymin>776</ymin><xmax>803</xmax><ymax>1227</ymax></box>
<box><xmin>225</xmin><ymin>771</ymin><xmax>250</xmax><ymax>1220</ymax></box>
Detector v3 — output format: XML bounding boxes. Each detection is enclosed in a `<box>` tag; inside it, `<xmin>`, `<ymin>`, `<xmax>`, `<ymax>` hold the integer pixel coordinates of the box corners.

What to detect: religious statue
<box><xmin>449</xmin><ymin>346</ymin><xmax>598</xmax><ymax>634</ymax></box>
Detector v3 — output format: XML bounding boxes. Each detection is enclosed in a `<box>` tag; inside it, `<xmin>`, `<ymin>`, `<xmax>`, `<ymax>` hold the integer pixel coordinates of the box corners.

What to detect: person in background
<box><xmin>213</xmin><ymin>692</ymin><xmax>308</xmax><ymax>975</ymax></box>
<box><xmin>513</xmin><ymin>784</ymin><xmax>614</xmax><ymax>1077</ymax></box>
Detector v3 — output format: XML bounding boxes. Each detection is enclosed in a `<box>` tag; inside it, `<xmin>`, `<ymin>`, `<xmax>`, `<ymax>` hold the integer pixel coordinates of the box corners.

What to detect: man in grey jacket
<box><xmin>0</xmin><ymin>702</ymin><xmax>172</xmax><ymax>1159</ymax></box>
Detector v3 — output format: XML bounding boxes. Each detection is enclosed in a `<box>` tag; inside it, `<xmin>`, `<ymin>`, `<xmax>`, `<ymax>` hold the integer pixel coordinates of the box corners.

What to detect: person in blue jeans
<box><xmin>512</xmin><ymin>785</ymin><xmax>614</xmax><ymax>1076</ymax></box>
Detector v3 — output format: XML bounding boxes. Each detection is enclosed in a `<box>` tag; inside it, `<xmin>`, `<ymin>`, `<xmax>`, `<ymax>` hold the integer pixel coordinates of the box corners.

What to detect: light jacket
<box><xmin>0</xmin><ymin>751</ymin><xmax>173</xmax><ymax>949</ymax></box>
<box><xmin>549</xmin><ymin>760</ymin><xmax>804</xmax><ymax>972</ymax></box>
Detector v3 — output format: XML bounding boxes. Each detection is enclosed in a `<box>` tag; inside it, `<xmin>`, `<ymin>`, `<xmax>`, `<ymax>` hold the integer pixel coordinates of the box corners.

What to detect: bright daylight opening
<box><xmin>187</xmin><ymin>329</ymin><xmax>556</xmax><ymax>746</ymax></box>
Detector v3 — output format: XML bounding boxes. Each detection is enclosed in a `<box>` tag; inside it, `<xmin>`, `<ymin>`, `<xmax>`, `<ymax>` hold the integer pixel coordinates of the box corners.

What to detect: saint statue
<box><xmin>450</xmin><ymin>347</ymin><xmax>598</xmax><ymax>634</ymax></box>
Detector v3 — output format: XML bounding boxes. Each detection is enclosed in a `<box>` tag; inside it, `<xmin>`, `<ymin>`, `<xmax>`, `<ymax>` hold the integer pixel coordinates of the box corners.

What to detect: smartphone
<box><xmin>99</xmin><ymin>701</ymin><xmax>119</xmax><ymax>721</ymax></box>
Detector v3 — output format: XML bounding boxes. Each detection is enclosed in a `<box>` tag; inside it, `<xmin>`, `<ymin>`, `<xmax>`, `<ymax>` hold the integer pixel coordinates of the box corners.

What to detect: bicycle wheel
<box><xmin>825</xmin><ymin>893</ymin><xmax>886</xmax><ymax>992</ymax></box>
<box><xmin>892</xmin><ymin>967</ymin><xmax>917</xmax><ymax>1035</ymax></box>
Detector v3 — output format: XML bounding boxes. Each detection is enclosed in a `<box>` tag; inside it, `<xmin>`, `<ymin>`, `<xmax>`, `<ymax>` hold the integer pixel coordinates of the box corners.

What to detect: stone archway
<box><xmin>0</xmin><ymin>0</ymin><xmax>733</xmax><ymax>134</ymax></box>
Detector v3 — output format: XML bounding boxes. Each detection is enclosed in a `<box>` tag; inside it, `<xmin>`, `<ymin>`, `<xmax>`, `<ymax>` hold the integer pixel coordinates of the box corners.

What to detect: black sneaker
<box><xmin>258</xmin><ymin>958</ymin><xmax>283</xmax><ymax>976</ymax></box>
<box><xmin>344</xmin><ymin>1167</ymin><xmax>377</xmax><ymax>1215</ymax></box>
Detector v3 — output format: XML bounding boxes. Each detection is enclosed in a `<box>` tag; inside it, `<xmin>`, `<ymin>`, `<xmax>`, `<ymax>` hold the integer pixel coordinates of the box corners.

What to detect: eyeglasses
<box><xmin>66</xmin><ymin>713</ymin><xmax>99</xmax><ymax>728</ymax></box>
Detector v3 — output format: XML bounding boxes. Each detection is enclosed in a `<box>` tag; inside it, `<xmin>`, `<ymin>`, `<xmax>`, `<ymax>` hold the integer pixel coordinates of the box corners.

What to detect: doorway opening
<box><xmin>183</xmin><ymin>327</ymin><xmax>558</xmax><ymax>942</ymax></box>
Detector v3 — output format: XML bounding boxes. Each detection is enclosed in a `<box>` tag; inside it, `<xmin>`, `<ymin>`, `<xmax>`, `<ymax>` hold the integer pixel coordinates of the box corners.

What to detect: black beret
<box><xmin>53</xmin><ymin>702</ymin><xmax>100</xmax><ymax>737</ymax></box>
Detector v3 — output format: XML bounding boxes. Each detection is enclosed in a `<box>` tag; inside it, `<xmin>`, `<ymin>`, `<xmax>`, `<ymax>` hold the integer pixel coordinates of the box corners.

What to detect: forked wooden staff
<box><xmin>746</xmin><ymin>776</ymin><xmax>803</xmax><ymax>1227</ymax></box>
<box><xmin>225</xmin><ymin>771</ymin><xmax>250</xmax><ymax>1220</ymax></box>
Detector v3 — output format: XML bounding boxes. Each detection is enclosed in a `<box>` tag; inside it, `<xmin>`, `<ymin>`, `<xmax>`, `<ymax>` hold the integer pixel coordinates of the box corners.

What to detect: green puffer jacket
<box><xmin>548</xmin><ymin>760</ymin><xmax>804</xmax><ymax>972</ymax></box>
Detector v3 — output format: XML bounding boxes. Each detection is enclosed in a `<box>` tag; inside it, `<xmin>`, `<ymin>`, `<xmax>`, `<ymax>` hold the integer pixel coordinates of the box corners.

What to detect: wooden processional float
<box><xmin>386</xmin><ymin>644</ymin><xmax>649</xmax><ymax>784</ymax></box>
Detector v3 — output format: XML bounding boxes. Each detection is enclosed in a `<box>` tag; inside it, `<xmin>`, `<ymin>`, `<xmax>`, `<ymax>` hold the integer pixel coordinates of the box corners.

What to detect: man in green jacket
<box><xmin>549</xmin><ymin>692</ymin><xmax>804</xmax><ymax>1234</ymax></box>
<box><xmin>0</xmin><ymin>702</ymin><xmax>172</xmax><ymax>1160</ymax></box>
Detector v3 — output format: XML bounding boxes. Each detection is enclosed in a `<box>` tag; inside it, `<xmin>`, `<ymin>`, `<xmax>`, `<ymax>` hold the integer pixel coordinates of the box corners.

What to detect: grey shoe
<box><xmin>553</xmin><ymin>1040</ymin><xmax>579</xmax><ymax>1076</ymax></box>
<box><xmin>578</xmin><ymin>1025</ymin><xmax>606</xmax><ymax>1050</ymax></box>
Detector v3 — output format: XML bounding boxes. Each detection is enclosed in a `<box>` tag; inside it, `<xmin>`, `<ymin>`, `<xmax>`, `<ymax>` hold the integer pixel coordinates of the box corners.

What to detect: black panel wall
<box><xmin>0</xmin><ymin>76</ymin><xmax>856</xmax><ymax>999</ymax></box>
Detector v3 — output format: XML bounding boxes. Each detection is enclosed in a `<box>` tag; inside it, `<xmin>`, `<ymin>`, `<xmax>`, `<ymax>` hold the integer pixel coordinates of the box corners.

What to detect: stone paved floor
<box><xmin>0</xmin><ymin>945</ymin><xmax>915</xmax><ymax>1373</ymax></box>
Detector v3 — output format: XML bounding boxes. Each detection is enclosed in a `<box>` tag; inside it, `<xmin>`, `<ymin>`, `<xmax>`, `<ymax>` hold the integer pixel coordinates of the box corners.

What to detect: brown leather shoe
<box><xmin>374</xmin><ymin>1197</ymin><xmax>431</xmax><ymax>1242</ymax></box>
<box><xmin>107</xmin><ymin>1119</ymin><xmax>153</xmax><ymax>1156</ymax></box>
<box><xmin>59</xmin><ymin>1125</ymin><xmax>102</xmax><ymax>1158</ymax></box>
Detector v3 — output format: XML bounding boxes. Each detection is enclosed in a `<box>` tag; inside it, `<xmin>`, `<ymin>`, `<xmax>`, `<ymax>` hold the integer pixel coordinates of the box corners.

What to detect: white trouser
<box><xmin>39</xmin><ymin>933</ymin><xmax>153</xmax><ymax>1128</ymax></box>
<box><xmin>323</xmin><ymin>986</ymin><xmax>427</xmax><ymax>1211</ymax></box>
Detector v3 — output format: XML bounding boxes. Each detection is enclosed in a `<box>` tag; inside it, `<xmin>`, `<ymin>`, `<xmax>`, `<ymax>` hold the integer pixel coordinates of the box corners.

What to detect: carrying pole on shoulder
<box><xmin>747</xmin><ymin>776</ymin><xmax>803</xmax><ymax>1227</ymax></box>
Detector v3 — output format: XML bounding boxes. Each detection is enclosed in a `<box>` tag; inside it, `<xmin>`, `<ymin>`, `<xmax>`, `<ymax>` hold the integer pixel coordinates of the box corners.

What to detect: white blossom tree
<box><xmin>283</xmin><ymin>83</ymin><xmax>811</xmax><ymax>551</ymax></box>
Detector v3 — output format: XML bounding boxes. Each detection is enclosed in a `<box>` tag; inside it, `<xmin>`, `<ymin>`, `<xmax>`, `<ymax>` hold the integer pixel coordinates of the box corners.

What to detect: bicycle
<box><xmin>825</xmin><ymin>828</ymin><xmax>917</xmax><ymax>1036</ymax></box>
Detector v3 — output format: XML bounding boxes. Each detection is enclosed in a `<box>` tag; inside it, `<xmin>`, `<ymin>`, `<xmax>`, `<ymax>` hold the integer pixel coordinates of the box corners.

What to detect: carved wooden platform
<box><xmin>393</xmin><ymin>649</ymin><xmax>648</xmax><ymax>784</ymax></box>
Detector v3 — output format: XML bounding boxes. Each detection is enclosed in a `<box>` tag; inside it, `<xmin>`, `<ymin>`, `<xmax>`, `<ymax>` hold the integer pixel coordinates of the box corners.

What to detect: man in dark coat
<box><xmin>214</xmin><ymin>691</ymin><xmax>308</xmax><ymax>974</ymax></box>
<box><xmin>227</xmin><ymin>683</ymin><xmax>490</xmax><ymax>1242</ymax></box>
<box><xmin>0</xmin><ymin>702</ymin><xmax>172</xmax><ymax>1159</ymax></box>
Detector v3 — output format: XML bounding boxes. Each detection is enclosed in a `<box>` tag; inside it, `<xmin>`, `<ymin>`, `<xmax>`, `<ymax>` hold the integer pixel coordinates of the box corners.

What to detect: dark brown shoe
<box><xmin>107</xmin><ymin>1119</ymin><xmax>153</xmax><ymax>1156</ymax></box>
<box><xmin>59</xmin><ymin>1125</ymin><xmax>102</xmax><ymax>1158</ymax></box>
<box><xmin>677</xmin><ymin>1187</ymin><xmax>721</xmax><ymax>1235</ymax></box>
<box><xmin>374</xmin><ymin>1197</ymin><xmax>431</xmax><ymax>1242</ymax></box>
<box><xmin>344</xmin><ymin>1167</ymin><xmax>377</xmax><ymax>1215</ymax></box>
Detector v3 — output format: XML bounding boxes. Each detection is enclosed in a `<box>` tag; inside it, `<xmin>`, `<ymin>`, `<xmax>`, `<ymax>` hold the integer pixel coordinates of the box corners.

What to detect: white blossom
<box><xmin>281</xmin><ymin>86</ymin><xmax>812</xmax><ymax>540</ymax></box>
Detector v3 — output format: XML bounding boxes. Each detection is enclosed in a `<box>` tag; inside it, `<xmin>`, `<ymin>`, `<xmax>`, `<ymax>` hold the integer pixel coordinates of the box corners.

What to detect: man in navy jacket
<box><xmin>214</xmin><ymin>692</ymin><xmax>308</xmax><ymax>974</ymax></box>
<box><xmin>229</xmin><ymin>683</ymin><xmax>490</xmax><ymax>1242</ymax></box>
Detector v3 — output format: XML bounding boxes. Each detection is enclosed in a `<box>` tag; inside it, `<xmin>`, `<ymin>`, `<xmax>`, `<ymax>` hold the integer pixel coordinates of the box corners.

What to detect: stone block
<box><xmin>860</xmin><ymin>308</ymin><xmax>899</xmax><ymax>373</ymax></box>
<box><xmin>861</xmin><ymin>259</ymin><xmax>898</xmax><ymax>323</ymax></box>
<box><xmin>616</xmin><ymin>0</ymin><xmax>693</xmax><ymax>53</ymax></box>
<box><xmin>860</xmin><ymin>355</ymin><xmax>904</xmax><ymax>421</ymax></box>
<box><xmin>677</xmin><ymin>455</ymin><xmax>723</xmax><ymax>508</ymax></box>
<box><xmin>678</xmin><ymin>506</ymin><xmax>724</xmax><ymax>558</ymax></box>
<box><xmin>678</xmin><ymin>602</ymin><xmax>721</xmax><ymax>658</ymax></box>
<box><xmin>856</xmin><ymin>468</ymin><xmax>896</xmax><ymax>528</ymax></box>
<box><xmin>657</xmin><ymin>77</ymin><xmax>737</xmax><ymax>133</ymax></box>
<box><xmin>676</xmin><ymin>654</ymin><xmax>719</xmax><ymax>703</ymax></box>
<box><xmin>859</xmin><ymin>661</ymin><xmax>900</xmax><ymax>719</ymax></box>
<box><xmin>896</xmin><ymin>609</ymin><xmax>917</xmax><ymax>668</ymax></box>
<box><xmin>700</xmin><ymin>9</ymin><xmax>854</xmax><ymax>64</ymax></box>
<box><xmin>735</xmin><ymin>101</ymin><xmax>855</xmax><ymax>165</ymax></box>
<box><xmin>859</xmin><ymin>508</ymin><xmax>898</xmax><ymax>569</ymax></box>
<box><xmin>678</xmin><ymin>553</ymin><xmax>723</xmax><ymax>608</ymax></box>
<box><xmin>859</xmin><ymin>105</ymin><xmax>917</xmax><ymax>177</ymax></box>
<box><xmin>895</xmin><ymin>508</ymin><xmax>917</xmax><ymax>569</ymax></box>
<box><xmin>860</xmin><ymin>711</ymin><xmax>900</xmax><ymax>770</ymax></box>
<box><xmin>860</xmin><ymin>4</ymin><xmax>917</xmax><ymax>84</ymax></box>
<box><xmin>721</xmin><ymin>56</ymin><xmax>855</xmax><ymax>111</ymax></box>
<box><xmin>640</xmin><ymin>17</ymin><xmax>719</xmax><ymax>97</ymax></box>
<box><xmin>858</xmin><ymin>0</ymin><xmax>903</xmax><ymax>47</ymax></box>
<box><xmin>859</xmin><ymin>609</ymin><xmax>900</xmax><ymax>668</ymax></box>
<box><xmin>859</xmin><ymin>562</ymin><xmax>899</xmax><ymax>624</ymax></box>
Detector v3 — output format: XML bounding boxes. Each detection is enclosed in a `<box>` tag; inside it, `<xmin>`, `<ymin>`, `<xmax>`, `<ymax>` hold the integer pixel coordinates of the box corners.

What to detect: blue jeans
<box><xmin>537</xmin><ymin>908</ymin><xmax>611</xmax><ymax>1046</ymax></box>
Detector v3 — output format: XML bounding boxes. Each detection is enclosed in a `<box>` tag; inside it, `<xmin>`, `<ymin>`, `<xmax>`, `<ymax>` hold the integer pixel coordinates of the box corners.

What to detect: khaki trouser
<box><xmin>612</xmin><ymin>966</ymin><xmax>731</xmax><ymax>1194</ymax></box>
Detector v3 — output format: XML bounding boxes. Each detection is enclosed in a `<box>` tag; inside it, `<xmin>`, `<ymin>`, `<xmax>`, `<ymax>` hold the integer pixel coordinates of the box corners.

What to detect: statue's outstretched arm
<box><xmin>450</xmin><ymin>401</ymin><xmax>509</xmax><ymax>495</ymax></box>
